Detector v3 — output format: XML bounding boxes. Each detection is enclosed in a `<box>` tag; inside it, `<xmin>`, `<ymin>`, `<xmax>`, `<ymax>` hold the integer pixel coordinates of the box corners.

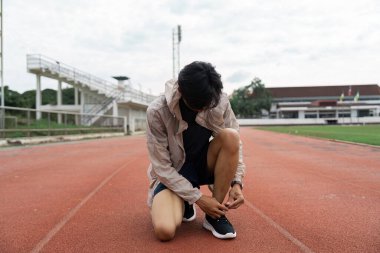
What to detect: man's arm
<box><xmin>146</xmin><ymin>107</ymin><xmax>202</xmax><ymax>205</ymax></box>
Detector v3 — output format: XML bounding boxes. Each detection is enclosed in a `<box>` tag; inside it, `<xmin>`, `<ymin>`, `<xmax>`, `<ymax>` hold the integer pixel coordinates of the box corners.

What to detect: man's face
<box><xmin>182</xmin><ymin>98</ymin><xmax>206</xmax><ymax>112</ymax></box>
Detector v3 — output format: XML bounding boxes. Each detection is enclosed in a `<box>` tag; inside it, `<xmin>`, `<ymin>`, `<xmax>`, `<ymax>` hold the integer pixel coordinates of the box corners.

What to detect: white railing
<box><xmin>27</xmin><ymin>54</ymin><xmax>119</xmax><ymax>97</ymax></box>
<box><xmin>26</xmin><ymin>54</ymin><xmax>156</xmax><ymax>105</ymax></box>
<box><xmin>121</xmin><ymin>86</ymin><xmax>157</xmax><ymax>105</ymax></box>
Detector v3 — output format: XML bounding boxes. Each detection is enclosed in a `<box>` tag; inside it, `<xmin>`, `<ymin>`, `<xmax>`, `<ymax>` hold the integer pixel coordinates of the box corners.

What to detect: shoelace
<box><xmin>216</xmin><ymin>216</ymin><xmax>230</xmax><ymax>224</ymax></box>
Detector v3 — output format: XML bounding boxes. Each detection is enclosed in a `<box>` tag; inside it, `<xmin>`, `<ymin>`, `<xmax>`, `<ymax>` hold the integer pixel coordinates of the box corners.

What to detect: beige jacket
<box><xmin>146</xmin><ymin>79</ymin><xmax>245</xmax><ymax>208</ymax></box>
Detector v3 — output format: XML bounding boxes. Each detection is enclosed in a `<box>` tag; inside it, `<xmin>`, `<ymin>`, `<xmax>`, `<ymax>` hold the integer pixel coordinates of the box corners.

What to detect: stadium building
<box><xmin>239</xmin><ymin>84</ymin><xmax>380</xmax><ymax>125</ymax></box>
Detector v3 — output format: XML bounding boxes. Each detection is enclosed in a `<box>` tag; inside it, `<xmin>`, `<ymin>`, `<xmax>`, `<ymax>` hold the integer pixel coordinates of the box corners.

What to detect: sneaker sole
<box><xmin>202</xmin><ymin>219</ymin><xmax>237</xmax><ymax>239</ymax></box>
<box><xmin>182</xmin><ymin>205</ymin><xmax>196</xmax><ymax>222</ymax></box>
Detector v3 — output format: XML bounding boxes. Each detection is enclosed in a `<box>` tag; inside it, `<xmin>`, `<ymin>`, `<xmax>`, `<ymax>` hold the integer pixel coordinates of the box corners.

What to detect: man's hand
<box><xmin>225</xmin><ymin>184</ymin><xmax>244</xmax><ymax>209</ymax></box>
<box><xmin>196</xmin><ymin>195</ymin><xmax>228</xmax><ymax>219</ymax></box>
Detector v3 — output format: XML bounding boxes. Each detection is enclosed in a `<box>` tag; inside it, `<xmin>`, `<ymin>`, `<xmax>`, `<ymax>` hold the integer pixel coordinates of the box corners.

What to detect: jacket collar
<box><xmin>165</xmin><ymin>79</ymin><xmax>182</xmax><ymax>118</ymax></box>
<box><xmin>165</xmin><ymin>79</ymin><xmax>187</xmax><ymax>134</ymax></box>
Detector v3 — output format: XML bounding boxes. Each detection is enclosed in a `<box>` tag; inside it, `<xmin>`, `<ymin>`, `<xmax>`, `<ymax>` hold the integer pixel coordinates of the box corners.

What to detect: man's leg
<box><xmin>151</xmin><ymin>189</ymin><xmax>184</xmax><ymax>241</ymax></box>
<box><xmin>207</xmin><ymin>128</ymin><xmax>240</xmax><ymax>204</ymax></box>
<box><xmin>201</xmin><ymin>128</ymin><xmax>240</xmax><ymax>239</ymax></box>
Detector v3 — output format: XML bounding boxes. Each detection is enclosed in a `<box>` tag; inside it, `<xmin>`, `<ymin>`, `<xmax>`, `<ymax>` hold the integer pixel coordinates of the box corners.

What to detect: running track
<box><xmin>0</xmin><ymin>128</ymin><xmax>379</xmax><ymax>253</ymax></box>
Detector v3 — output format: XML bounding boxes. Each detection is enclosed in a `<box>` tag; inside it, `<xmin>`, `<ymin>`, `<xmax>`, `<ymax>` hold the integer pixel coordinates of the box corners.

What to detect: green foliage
<box><xmin>3</xmin><ymin>86</ymin><xmax>75</xmax><ymax>108</ymax></box>
<box><xmin>20</xmin><ymin>90</ymin><xmax>36</xmax><ymax>108</ymax></box>
<box><xmin>17</xmin><ymin>118</ymin><xmax>83</xmax><ymax>129</ymax></box>
<box><xmin>63</xmin><ymin>88</ymin><xmax>75</xmax><ymax>104</ymax></box>
<box><xmin>42</xmin><ymin>89</ymin><xmax>57</xmax><ymax>105</ymax></box>
<box><xmin>230</xmin><ymin>77</ymin><xmax>272</xmax><ymax>118</ymax></box>
<box><xmin>4</xmin><ymin>86</ymin><xmax>22</xmax><ymax>107</ymax></box>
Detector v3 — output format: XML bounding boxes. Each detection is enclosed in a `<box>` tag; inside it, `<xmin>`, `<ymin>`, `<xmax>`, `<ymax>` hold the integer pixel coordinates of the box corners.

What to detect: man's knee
<box><xmin>219</xmin><ymin>128</ymin><xmax>240</xmax><ymax>152</ymax></box>
<box><xmin>154</xmin><ymin>222</ymin><xmax>176</xmax><ymax>241</ymax></box>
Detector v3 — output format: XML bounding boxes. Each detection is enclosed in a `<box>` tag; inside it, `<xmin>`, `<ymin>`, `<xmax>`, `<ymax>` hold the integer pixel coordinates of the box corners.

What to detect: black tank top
<box><xmin>179</xmin><ymin>98</ymin><xmax>212</xmax><ymax>163</ymax></box>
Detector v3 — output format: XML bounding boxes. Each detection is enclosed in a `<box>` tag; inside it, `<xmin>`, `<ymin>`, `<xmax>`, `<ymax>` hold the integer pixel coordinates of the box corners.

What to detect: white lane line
<box><xmin>245</xmin><ymin>200</ymin><xmax>315</xmax><ymax>253</ymax></box>
<box><xmin>30</xmin><ymin>158</ymin><xmax>137</xmax><ymax>253</ymax></box>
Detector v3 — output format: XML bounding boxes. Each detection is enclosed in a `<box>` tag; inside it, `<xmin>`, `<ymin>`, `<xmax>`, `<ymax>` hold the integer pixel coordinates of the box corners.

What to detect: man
<box><xmin>146</xmin><ymin>61</ymin><xmax>245</xmax><ymax>241</ymax></box>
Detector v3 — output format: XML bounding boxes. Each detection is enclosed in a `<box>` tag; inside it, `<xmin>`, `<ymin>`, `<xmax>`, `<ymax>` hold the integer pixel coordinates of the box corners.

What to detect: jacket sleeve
<box><xmin>223</xmin><ymin>101</ymin><xmax>246</xmax><ymax>184</ymax></box>
<box><xmin>146</xmin><ymin>107</ymin><xmax>202</xmax><ymax>205</ymax></box>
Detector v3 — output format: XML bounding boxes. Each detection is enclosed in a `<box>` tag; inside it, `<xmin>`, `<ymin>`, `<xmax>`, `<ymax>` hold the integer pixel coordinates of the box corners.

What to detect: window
<box><xmin>338</xmin><ymin>110</ymin><xmax>351</xmax><ymax>118</ymax></box>
<box><xmin>280</xmin><ymin>111</ymin><xmax>299</xmax><ymax>119</ymax></box>
<box><xmin>305</xmin><ymin>111</ymin><xmax>318</xmax><ymax>118</ymax></box>
<box><xmin>358</xmin><ymin>110</ymin><xmax>370</xmax><ymax>117</ymax></box>
<box><xmin>319</xmin><ymin>110</ymin><xmax>336</xmax><ymax>118</ymax></box>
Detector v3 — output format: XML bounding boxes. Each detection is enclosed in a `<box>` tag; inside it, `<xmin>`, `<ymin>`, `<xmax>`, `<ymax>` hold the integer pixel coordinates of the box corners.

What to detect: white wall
<box><xmin>118</xmin><ymin>107</ymin><xmax>147</xmax><ymax>132</ymax></box>
<box><xmin>238</xmin><ymin>117</ymin><xmax>380</xmax><ymax>126</ymax></box>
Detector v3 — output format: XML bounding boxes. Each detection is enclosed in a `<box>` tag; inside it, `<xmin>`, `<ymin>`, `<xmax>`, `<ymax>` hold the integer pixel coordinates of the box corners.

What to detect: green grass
<box><xmin>3</xmin><ymin>119</ymin><xmax>122</xmax><ymax>138</ymax></box>
<box><xmin>256</xmin><ymin>125</ymin><xmax>380</xmax><ymax>146</ymax></box>
<box><xmin>16</xmin><ymin>119</ymin><xmax>86</xmax><ymax>129</ymax></box>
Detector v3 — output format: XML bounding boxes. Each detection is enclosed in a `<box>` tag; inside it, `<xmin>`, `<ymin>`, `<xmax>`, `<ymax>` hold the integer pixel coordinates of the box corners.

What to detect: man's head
<box><xmin>178</xmin><ymin>61</ymin><xmax>223</xmax><ymax>111</ymax></box>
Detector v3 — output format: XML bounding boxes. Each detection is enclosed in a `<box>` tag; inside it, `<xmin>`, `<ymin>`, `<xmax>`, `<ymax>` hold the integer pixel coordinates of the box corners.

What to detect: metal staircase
<box><xmin>27</xmin><ymin>54</ymin><xmax>156</xmax><ymax>126</ymax></box>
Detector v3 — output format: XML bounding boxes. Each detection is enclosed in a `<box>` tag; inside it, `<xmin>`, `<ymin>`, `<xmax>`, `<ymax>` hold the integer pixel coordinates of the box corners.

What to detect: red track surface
<box><xmin>0</xmin><ymin>128</ymin><xmax>379</xmax><ymax>253</ymax></box>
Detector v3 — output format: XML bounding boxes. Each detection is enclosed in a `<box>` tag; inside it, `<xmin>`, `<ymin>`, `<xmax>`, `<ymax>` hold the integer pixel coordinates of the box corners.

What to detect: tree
<box><xmin>230</xmin><ymin>77</ymin><xmax>272</xmax><ymax>118</ymax></box>
<box><xmin>62</xmin><ymin>88</ymin><xmax>75</xmax><ymax>104</ymax></box>
<box><xmin>3</xmin><ymin>87</ymin><xmax>76</xmax><ymax>109</ymax></box>
<box><xmin>42</xmin><ymin>89</ymin><xmax>57</xmax><ymax>105</ymax></box>
<box><xmin>4</xmin><ymin>86</ymin><xmax>22</xmax><ymax>107</ymax></box>
<box><xmin>21</xmin><ymin>90</ymin><xmax>36</xmax><ymax>108</ymax></box>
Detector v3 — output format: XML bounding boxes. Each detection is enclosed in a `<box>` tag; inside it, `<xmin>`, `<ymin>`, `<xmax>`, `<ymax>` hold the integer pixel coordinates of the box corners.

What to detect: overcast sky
<box><xmin>3</xmin><ymin>0</ymin><xmax>380</xmax><ymax>95</ymax></box>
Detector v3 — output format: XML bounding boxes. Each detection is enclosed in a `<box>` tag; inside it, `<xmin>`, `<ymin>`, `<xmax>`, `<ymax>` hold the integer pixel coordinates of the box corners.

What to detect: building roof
<box><xmin>112</xmin><ymin>76</ymin><xmax>130</xmax><ymax>81</ymax></box>
<box><xmin>267</xmin><ymin>84</ymin><xmax>380</xmax><ymax>98</ymax></box>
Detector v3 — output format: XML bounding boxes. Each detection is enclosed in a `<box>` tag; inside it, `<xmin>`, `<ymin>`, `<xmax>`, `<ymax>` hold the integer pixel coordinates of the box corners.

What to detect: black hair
<box><xmin>177</xmin><ymin>61</ymin><xmax>223</xmax><ymax>110</ymax></box>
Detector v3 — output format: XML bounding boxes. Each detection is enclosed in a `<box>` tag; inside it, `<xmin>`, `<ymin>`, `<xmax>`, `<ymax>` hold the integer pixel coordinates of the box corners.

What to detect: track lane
<box><xmin>241</xmin><ymin>128</ymin><xmax>380</xmax><ymax>252</ymax></box>
<box><xmin>1</xmin><ymin>128</ymin><xmax>379</xmax><ymax>252</ymax></box>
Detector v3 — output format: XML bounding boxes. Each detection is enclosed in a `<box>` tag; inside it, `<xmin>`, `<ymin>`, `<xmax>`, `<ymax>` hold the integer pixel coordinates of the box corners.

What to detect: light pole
<box><xmin>177</xmin><ymin>25</ymin><xmax>181</xmax><ymax>76</ymax></box>
<box><xmin>172</xmin><ymin>25</ymin><xmax>182</xmax><ymax>78</ymax></box>
<box><xmin>0</xmin><ymin>0</ymin><xmax>4</xmax><ymax>133</ymax></box>
<box><xmin>0</xmin><ymin>0</ymin><xmax>4</xmax><ymax>108</ymax></box>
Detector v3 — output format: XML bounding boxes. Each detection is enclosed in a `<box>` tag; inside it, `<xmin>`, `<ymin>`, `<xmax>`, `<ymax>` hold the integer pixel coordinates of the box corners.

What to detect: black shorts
<box><xmin>153</xmin><ymin>143</ymin><xmax>214</xmax><ymax>197</ymax></box>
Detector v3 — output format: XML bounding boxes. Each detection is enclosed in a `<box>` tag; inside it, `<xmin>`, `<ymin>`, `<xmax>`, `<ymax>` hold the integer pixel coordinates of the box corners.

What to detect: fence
<box><xmin>0</xmin><ymin>106</ymin><xmax>127</xmax><ymax>139</ymax></box>
<box><xmin>237</xmin><ymin>117</ymin><xmax>380</xmax><ymax>126</ymax></box>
